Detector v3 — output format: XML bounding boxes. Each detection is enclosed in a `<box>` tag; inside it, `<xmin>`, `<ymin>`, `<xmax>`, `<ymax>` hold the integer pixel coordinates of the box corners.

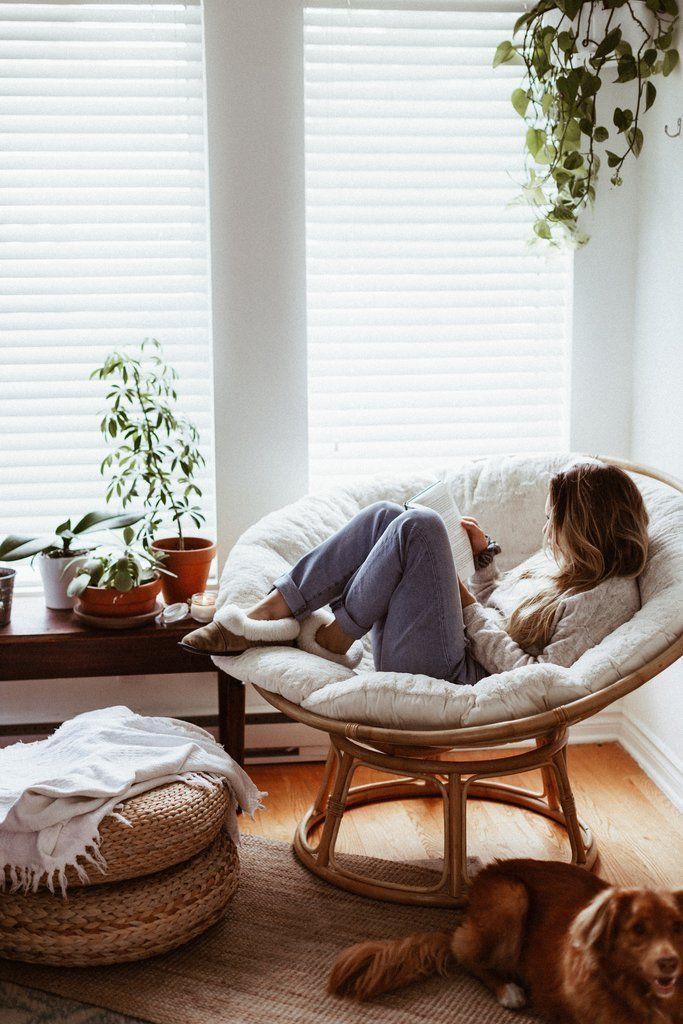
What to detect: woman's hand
<box><xmin>458</xmin><ymin>576</ymin><xmax>477</xmax><ymax>608</ymax></box>
<box><xmin>461</xmin><ymin>516</ymin><xmax>488</xmax><ymax>556</ymax></box>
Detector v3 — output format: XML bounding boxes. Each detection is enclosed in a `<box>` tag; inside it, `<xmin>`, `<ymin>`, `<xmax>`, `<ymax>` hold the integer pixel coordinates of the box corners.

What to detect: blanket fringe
<box><xmin>1</xmin><ymin>834</ymin><xmax>109</xmax><ymax>899</ymax></box>
<box><xmin>182</xmin><ymin>770</ymin><xmax>223</xmax><ymax>791</ymax></box>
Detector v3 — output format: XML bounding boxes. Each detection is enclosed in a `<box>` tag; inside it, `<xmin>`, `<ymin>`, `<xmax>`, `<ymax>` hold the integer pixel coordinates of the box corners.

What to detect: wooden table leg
<box><xmin>217</xmin><ymin>670</ymin><xmax>245</xmax><ymax>766</ymax></box>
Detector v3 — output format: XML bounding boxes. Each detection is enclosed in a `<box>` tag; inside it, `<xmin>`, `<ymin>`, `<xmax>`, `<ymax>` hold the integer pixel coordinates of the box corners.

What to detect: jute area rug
<box><xmin>0</xmin><ymin>836</ymin><xmax>541</xmax><ymax>1024</ymax></box>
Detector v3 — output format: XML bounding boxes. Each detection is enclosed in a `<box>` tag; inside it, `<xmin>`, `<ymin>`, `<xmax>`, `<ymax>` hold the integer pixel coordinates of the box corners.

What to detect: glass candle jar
<box><xmin>190</xmin><ymin>591</ymin><xmax>217</xmax><ymax>623</ymax></box>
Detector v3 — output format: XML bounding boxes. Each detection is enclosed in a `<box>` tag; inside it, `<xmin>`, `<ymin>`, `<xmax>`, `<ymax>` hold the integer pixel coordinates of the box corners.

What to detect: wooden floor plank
<box><xmin>241</xmin><ymin>743</ymin><xmax>682</xmax><ymax>889</ymax></box>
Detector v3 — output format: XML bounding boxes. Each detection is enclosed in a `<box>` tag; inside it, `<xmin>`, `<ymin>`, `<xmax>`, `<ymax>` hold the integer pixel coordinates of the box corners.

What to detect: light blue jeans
<box><xmin>274</xmin><ymin>501</ymin><xmax>487</xmax><ymax>686</ymax></box>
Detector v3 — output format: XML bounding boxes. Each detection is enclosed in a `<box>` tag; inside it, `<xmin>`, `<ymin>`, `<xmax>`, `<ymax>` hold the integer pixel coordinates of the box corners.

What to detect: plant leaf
<box><xmin>594</xmin><ymin>126</ymin><xmax>609</xmax><ymax>142</ymax></box>
<box><xmin>493</xmin><ymin>41</ymin><xmax>514</xmax><ymax>68</ymax></box>
<box><xmin>580</xmin><ymin>71</ymin><xmax>601</xmax><ymax>96</ymax></box>
<box><xmin>511</xmin><ymin>88</ymin><xmax>529</xmax><ymax>117</ymax></box>
<box><xmin>513</xmin><ymin>10</ymin><xmax>532</xmax><ymax>34</ymax></box>
<box><xmin>533</xmin><ymin>220</ymin><xmax>552</xmax><ymax>240</ymax></box>
<box><xmin>627</xmin><ymin>126</ymin><xmax>644</xmax><ymax>156</ymax></box>
<box><xmin>67</xmin><ymin>574</ymin><xmax>91</xmax><ymax>598</ymax></box>
<box><xmin>644</xmin><ymin>81</ymin><xmax>656</xmax><ymax>112</ymax></box>
<box><xmin>0</xmin><ymin>535</ymin><xmax>53</xmax><ymax>560</ymax></box>
<box><xmin>562</xmin><ymin>0</ymin><xmax>582</xmax><ymax>19</ymax></box>
<box><xmin>557</xmin><ymin>30</ymin><xmax>575</xmax><ymax>53</ymax></box>
<box><xmin>663</xmin><ymin>49</ymin><xmax>679</xmax><ymax>76</ymax></box>
<box><xmin>564</xmin><ymin>118</ymin><xmax>582</xmax><ymax>146</ymax></box>
<box><xmin>526</xmin><ymin>127</ymin><xmax>546</xmax><ymax>157</ymax></box>
<box><xmin>594</xmin><ymin>27</ymin><xmax>622</xmax><ymax>61</ymax></box>
<box><xmin>73</xmin><ymin>510</ymin><xmax>145</xmax><ymax>534</ymax></box>
<box><xmin>616</xmin><ymin>56</ymin><xmax>638</xmax><ymax>82</ymax></box>
<box><xmin>564</xmin><ymin>150</ymin><xmax>584</xmax><ymax>170</ymax></box>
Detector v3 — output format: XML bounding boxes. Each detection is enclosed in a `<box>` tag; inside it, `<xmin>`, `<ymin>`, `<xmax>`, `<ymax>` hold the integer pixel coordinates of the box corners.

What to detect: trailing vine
<box><xmin>494</xmin><ymin>0</ymin><xmax>679</xmax><ymax>245</ymax></box>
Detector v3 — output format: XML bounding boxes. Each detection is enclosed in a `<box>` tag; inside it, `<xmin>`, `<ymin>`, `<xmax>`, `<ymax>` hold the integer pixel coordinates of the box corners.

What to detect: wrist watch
<box><xmin>474</xmin><ymin>536</ymin><xmax>501</xmax><ymax>570</ymax></box>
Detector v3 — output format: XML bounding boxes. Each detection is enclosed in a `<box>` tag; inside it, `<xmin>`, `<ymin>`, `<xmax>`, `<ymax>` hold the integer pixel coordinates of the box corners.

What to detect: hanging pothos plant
<box><xmin>494</xmin><ymin>0</ymin><xmax>679</xmax><ymax>245</ymax></box>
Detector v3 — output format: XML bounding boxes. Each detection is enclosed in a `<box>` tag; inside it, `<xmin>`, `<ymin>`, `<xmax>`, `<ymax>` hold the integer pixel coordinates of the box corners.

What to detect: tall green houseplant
<box><xmin>93</xmin><ymin>338</ymin><xmax>206</xmax><ymax>550</ymax></box>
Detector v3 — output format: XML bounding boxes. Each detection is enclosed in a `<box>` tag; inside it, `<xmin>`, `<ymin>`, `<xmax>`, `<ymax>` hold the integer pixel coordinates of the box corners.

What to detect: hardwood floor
<box><xmin>241</xmin><ymin>742</ymin><xmax>683</xmax><ymax>888</ymax></box>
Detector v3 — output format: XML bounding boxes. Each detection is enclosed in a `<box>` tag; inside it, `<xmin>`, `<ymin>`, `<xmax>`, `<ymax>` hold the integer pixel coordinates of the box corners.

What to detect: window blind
<box><xmin>304</xmin><ymin>4</ymin><xmax>572</xmax><ymax>489</ymax></box>
<box><xmin>0</xmin><ymin>1</ymin><xmax>214</xmax><ymax>572</ymax></box>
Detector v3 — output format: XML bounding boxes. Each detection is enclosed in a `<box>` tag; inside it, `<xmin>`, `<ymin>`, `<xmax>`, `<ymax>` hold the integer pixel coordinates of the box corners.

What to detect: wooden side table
<box><xmin>0</xmin><ymin>596</ymin><xmax>246</xmax><ymax>765</ymax></box>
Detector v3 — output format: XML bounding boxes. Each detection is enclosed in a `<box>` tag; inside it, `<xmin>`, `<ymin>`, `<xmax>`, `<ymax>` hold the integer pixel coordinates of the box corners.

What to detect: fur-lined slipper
<box><xmin>180</xmin><ymin>603</ymin><xmax>300</xmax><ymax>657</ymax></box>
<box><xmin>216</xmin><ymin>603</ymin><xmax>300</xmax><ymax>641</ymax></box>
<box><xmin>296</xmin><ymin>609</ymin><xmax>364</xmax><ymax>669</ymax></box>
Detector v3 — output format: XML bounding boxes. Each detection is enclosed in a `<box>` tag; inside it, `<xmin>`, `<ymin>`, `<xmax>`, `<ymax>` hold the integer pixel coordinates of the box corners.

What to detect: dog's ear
<box><xmin>570</xmin><ymin>889</ymin><xmax>634</xmax><ymax>954</ymax></box>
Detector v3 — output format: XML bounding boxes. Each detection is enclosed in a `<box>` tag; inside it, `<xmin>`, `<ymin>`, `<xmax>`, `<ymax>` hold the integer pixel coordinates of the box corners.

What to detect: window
<box><xmin>304</xmin><ymin>4</ymin><xmax>572</xmax><ymax>489</ymax></box>
<box><xmin>0</xmin><ymin>1</ymin><xmax>214</xmax><ymax>573</ymax></box>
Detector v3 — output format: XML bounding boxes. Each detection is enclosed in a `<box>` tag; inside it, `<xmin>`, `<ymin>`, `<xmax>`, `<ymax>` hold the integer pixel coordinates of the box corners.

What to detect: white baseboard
<box><xmin>568</xmin><ymin>706</ymin><xmax>623</xmax><ymax>745</ymax></box>
<box><xmin>620</xmin><ymin>713</ymin><xmax>683</xmax><ymax>812</ymax></box>
<box><xmin>569</xmin><ymin>704</ymin><xmax>682</xmax><ymax>810</ymax></box>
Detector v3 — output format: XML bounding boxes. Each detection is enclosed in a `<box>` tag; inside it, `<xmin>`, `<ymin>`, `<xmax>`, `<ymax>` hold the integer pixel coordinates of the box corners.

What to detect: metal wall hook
<box><xmin>664</xmin><ymin>117</ymin><xmax>681</xmax><ymax>138</ymax></box>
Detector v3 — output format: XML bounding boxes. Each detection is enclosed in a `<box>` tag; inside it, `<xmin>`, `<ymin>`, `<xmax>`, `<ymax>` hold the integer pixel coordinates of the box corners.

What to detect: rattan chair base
<box><xmin>248</xmin><ymin>689</ymin><xmax>601</xmax><ymax>909</ymax></box>
<box><xmin>0</xmin><ymin>828</ymin><xmax>239</xmax><ymax>966</ymax></box>
<box><xmin>295</xmin><ymin>769</ymin><xmax>596</xmax><ymax>908</ymax></box>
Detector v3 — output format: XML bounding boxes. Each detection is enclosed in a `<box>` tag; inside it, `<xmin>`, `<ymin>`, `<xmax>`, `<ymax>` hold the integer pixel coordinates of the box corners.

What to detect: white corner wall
<box><xmin>622</xmin><ymin>67</ymin><xmax>683</xmax><ymax>800</ymax></box>
<box><xmin>570</xmin><ymin>83</ymin><xmax>638</xmax><ymax>459</ymax></box>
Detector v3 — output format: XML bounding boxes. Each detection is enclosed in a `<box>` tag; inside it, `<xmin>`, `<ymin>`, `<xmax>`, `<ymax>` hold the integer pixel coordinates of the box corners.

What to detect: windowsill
<box><xmin>12</xmin><ymin>575</ymin><xmax>220</xmax><ymax>601</ymax></box>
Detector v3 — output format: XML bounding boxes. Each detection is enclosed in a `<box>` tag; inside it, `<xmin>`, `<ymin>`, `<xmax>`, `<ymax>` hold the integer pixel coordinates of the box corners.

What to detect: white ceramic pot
<box><xmin>37</xmin><ymin>553</ymin><xmax>88</xmax><ymax>610</ymax></box>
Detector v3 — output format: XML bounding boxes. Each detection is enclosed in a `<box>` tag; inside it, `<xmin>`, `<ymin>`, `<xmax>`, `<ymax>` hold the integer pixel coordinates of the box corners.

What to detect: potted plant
<box><xmin>92</xmin><ymin>338</ymin><xmax>215</xmax><ymax>603</ymax></box>
<box><xmin>67</xmin><ymin>527</ymin><xmax>171</xmax><ymax>619</ymax></box>
<box><xmin>0</xmin><ymin>511</ymin><xmax>144</xmax><ymax>610</ymax></box>
<box><xmin>494</xmin><ymin>0</ymin><xmax>679</xmax><ymax>245</ymax></box>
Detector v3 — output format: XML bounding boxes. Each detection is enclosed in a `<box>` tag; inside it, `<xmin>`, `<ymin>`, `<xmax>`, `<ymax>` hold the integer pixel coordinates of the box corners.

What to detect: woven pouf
<box><xmin>0</xmin><ymin>827</ymin><xmax>240</xmax><ymax>966</ymax></box>
<box><xmin>1</xmin><ymin>779</ymin><xmax>231</xmax><ymax>891</ymax></box>
<box><xmin>70</xmin><ymin>779</ymin><xmax>230</xmax><ymax>888</ymax></box>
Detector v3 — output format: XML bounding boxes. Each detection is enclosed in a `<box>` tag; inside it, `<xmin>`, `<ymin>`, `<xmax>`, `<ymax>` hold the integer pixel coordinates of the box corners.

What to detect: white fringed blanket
<box><xmin>0</xmin><ymin>706</ymin><xmax>264</xmax><ymax>895</ymax></box>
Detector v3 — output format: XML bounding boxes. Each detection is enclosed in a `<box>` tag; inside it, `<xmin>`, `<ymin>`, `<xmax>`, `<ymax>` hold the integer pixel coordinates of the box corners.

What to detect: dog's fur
<box><xmin>328</xmin><ymin>860</ymin><xmax>683</xmax><ymax>1023</ymax></box>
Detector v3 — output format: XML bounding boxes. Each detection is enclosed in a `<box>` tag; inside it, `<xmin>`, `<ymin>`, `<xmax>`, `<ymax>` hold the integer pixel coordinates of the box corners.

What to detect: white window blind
<box><xmin>0</xmin><ymin>1</ymin><xmax>214</xmax><ymax>569</ymax></box>
<box><xmin>304</xmin><ymin>4</ymin><xmax>572</xmax><ymax>489</ymax></box>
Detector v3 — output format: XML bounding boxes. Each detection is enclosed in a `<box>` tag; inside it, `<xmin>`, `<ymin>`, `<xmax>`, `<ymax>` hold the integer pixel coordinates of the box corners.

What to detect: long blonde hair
<box><xmin>505</xmin><ymin>463</ymin><xmax>650</xmax><ymax>654</ymax></box>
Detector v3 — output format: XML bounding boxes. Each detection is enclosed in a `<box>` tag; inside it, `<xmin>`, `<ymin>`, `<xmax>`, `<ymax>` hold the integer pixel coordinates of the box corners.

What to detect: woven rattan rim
<box><xmin>256</xmin><ymin>454</ymin><xmax>683</xmax><ymax>750</ymax></box>
<box><xmin>0</xmin><ymin>828</ymin><xmax>239</xmax><ymax>967</ymax></box>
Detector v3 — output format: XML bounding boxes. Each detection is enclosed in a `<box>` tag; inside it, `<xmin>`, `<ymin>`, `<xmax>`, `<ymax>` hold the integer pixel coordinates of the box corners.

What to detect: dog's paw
<box><xmin>497</xmin><ymin>983</ymin><xmax>527</xmax><ymax>1010</ymax></box>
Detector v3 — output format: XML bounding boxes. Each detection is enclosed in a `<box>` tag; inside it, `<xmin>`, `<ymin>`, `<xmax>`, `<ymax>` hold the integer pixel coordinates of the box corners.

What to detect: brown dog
<box><xmin>329</xmin><ymin>859</ymin><xmax>683</xmax><ymax>1023</ymax></box>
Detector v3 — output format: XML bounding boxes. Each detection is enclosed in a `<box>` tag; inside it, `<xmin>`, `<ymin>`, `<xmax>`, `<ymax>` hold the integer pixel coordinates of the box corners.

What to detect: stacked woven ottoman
<box><xmin>0</xmin><ymin>779</ymin><xmax>239</xmax><ymax>966</ymax></box>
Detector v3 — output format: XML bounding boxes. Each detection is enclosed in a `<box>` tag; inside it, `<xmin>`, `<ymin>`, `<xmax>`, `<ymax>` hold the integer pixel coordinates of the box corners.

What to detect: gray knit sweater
<box><xmin>462</xmin><ymin>551</ymin><xmax>641</xmax><ymax>675</ymax></box>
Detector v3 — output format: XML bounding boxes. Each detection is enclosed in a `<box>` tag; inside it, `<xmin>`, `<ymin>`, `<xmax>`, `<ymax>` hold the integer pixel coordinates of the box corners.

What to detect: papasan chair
<box><xmin>214</xmin><ymin>453</ymin><xmax>683</xmax><ymax>907</ymax></box>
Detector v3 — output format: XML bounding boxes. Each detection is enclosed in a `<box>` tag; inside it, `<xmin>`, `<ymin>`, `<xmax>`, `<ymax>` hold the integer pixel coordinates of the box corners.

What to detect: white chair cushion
<box><xmin>214</xmin><ymin>453</ymin><xmax>683</xmax><ymax>730</ymax></box>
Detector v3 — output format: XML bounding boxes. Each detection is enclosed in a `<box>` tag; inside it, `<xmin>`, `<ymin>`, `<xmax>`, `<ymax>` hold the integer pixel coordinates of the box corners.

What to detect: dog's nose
<box><xmin>657</xmin><ymin>956</ymin><xmax>679</xmax><ymax>974</ymax></box>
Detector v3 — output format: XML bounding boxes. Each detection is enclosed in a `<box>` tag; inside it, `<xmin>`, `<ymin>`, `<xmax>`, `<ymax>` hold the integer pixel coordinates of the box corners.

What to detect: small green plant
<box><xmin>67</xmin><ymin>526</ymin><xmax>173</xmax><ymax>596</ymax></box>
<box><xmin>0</xmin><ymin>510</ymin><xmax>143</xmax><ymax>563</ymax></box>
<box><xmin>92</xmin><ymin>338</ymin><xmax>206</xmax><ymax>549</ymax></box>
<box><xmin>495</xmin><ymin>0</ymin><xmax>679</xmax><ymax>245</ymax></box>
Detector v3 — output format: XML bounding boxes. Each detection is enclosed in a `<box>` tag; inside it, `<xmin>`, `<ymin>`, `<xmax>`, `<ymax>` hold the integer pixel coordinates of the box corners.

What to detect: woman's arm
<box><xmin>461</xmin><ymin>578</ymin><xmax>639</xmax><ymax>674</ymax></box>
<box><xmin>461</xmin><ymin>518</ymin><xmax>501</xmax><ymax>605</ymax></box>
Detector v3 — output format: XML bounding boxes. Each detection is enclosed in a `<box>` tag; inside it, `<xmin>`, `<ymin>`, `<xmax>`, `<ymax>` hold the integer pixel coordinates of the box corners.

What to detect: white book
<box><xmin>405</xmin><ymin>480</ymin><xmax>475</xmax><ymax>579</ymax></box>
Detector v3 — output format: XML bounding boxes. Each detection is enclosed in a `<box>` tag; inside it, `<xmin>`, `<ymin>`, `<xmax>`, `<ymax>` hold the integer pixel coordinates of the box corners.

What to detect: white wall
<box><xmin>569</xmin><ymin>82</ymin><xmax>638</xmax><ymax>459</ymax></box>
<box><xmin>204</xmin><ymin>0</ymin><xmax>309</xmax><ymax>566</ymax></box>
<box><xmin>623</xmin><ymin>67</ymin><xmax>683</xmax><ymax>782</ymax></box>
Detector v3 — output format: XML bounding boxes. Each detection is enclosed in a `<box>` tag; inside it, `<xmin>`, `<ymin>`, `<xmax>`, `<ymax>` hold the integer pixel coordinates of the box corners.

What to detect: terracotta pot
<box><xmin>76</xmin><ymin>576</ymin><xmax>163</xmax><ymax>619</ymax></box>
<box><xmin>150</xmin><ymin>536</ymin><xmax>216</xmax><ymax>604</ymax></box>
